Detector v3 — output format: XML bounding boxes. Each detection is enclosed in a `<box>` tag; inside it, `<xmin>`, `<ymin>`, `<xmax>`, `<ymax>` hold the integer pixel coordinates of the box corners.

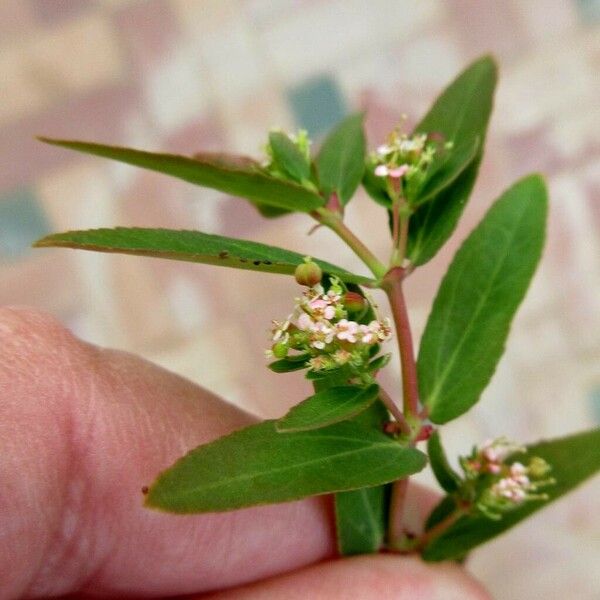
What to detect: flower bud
<box><xmin>295</xmin><ymin>259</ymin><xmax>322</xmax><ymax>286</ymax></box>
<box><xmin>342</xmin><ymin>291</ymin><xmax>366</xmax><ymax>313</ymax></box>
<box><xmin>271</xmin><ymin>341</ymin><xmax>289</xmax><ymax>359</ymax></box>
<box><xmin>527</xmin><ymin>456</ymin><xmax>551</xmax><ymax>478</ymax></box>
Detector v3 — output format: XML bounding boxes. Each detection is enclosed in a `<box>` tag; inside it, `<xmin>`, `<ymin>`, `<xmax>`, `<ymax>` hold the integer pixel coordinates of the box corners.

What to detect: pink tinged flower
<box><xmin>487</xmin><ymin>463</ymin><xmax>501</xmax><ymax>474</ymax></box>
<box><xmin>336</xmin><ymin>319</ymin><xmax>359</xmax><ymax>343</ymax></box>
<box><xmin>374</xmin><ymin>165</ymin><xmax>389</xmax><ymax>177</ymax></box>
<box><xmin>323</xmin><ymin>305</ymin><xmax>336</xmax><ymax>320</ymax></box>
<box><xmin>309</xmin><ymin>321</ymin><xmax>334</xmax><ymax>349</ymax></box>
<box><xmin>358</xmin><ymin>324</ymin><xmax>376</xmax><ymax>344</ymax></box>
<box><xmin>297</xmin><ymin>313</ymin><xmax>313</xmax><ymax>331</ymax></box>
<box><xmin>388</xmin><ymin>164</ymin><xmax>409</xmax><ymax>179</ymax></box>
<box><xmin>309</xmin><ymin>298</ymin><xmax>328</xmax><ymax>311</ymax></box>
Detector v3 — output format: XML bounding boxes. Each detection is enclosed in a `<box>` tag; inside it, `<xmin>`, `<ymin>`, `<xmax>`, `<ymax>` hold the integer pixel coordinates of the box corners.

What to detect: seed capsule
<box><xmin>294</xmin><ymin>259</ymin><xmax>322</xmax><ymax>286</ymax></box>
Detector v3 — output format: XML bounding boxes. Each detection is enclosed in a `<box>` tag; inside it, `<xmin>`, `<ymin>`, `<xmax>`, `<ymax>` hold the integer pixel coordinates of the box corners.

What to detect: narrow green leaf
<box><xmin>418</xmin><ymin>175</ymin><xmax>548</xmax><ymax>424</ymax></box>
<box><xmin>316</xmin><ymin>113</ymin><xmax>366</xmax><ymax>204</ymax></box>
<box><xmin>38</xmin><ymin>138</ymin><xmax>324</xmax><ymax>213</ymax></box>
<box><xmin>276</xmin><ymin>384</ymin><xmax>380</xmax><ymax>432</ymax></box>
<box><xmin>268</xmin><ymin>355</ymin><xmax>310</xmax><ymax>373</ymax></box>
<box><xmin>413</xmin><ymin>137</ymin><xmax>479</xmax><ymax>207</ymax></box>
<box><xmin>33</xmin><ymin>228</ymin><xmax>376</xmax><ymax>286</ymax></box>
<box><xmin>407</xmin><ymin>55</ymin><xmax>497</xmax><ymax>265</ymax></box>
<box><xmin>335</xmin><ymin>394</ymin><xmax>392</xmax><ymax>554</ymax></box>
<box><xmin>145</xmin><ymin>420</ymin><xmax>427</xmax><ymax>513</ymax></box>
<box><xmin>428</xmin><ymin>431</ymin><xmax>461</xmax><ymax>493</ymax></box>
<box><xmin>268</xmin><ymin>131</ymin><xmax>311</xmax><ymax>182</ymax></box>
<box><xmin>423</xmin><ymin>428</ymin><xmax>600</xmax><ymax>561</ymax></box>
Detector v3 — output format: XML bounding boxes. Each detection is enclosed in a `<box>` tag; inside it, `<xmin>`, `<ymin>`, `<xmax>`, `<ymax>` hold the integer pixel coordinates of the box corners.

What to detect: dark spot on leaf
<box><xmin>218</xmin><ymin>251</ymin><xmax>229</xmax><ymax>259</ymax></box>
<box><xmin>239</xmin><ymin>258</ymin><xmax>248</xmax><ymax>263</ymax></box>
<box><xmin>253</xmin><ymin>260</ymin><xmax>261</xmax><ymax>266</ymax></box>
<box><xmin>263</xmin><ymin>260</ymin><xmax>272</xmax><ymax>265</ymax></box>
<box><xmin>141</xmin><ymin>486</ymin><xmax>149</xmax><ymax>495</ymax></box>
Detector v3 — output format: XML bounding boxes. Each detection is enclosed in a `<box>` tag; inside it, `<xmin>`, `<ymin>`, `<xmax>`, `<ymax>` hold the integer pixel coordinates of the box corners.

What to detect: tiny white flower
<box><xmin>376</xmin><ymin>144</ymin><xmax>392</xmax><ymax>156</ymax></box>
<box><xmin>374</xmin><ymin>164</ymin><xmax>389</xmax><ymax>177</ymax></box>
<box><xmin>336</xmin><ymin>319</ymin><xmax>359</xmax><ymax>343</ymax></box>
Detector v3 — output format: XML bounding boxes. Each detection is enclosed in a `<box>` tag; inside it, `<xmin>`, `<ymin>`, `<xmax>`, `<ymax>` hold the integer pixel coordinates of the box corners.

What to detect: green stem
<box><xmin>314</xmin><ymin>209</ymin><xmax>387</xmax><ymax>280</ymax></box>
<box><xmin>388</xmin><ymin>478</ymin><xmax>409</xmax><ymax>549</ymax></box>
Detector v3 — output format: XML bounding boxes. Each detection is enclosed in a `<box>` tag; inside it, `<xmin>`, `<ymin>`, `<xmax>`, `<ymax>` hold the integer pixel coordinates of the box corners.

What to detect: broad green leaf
<box><xmin>38</xmin><ymin>138</ymin><xmax>324</xmax><ymax>213</ymax></box>
<box><xmin>412</xmin><ymin>137</ymin><xmax>479</xmax><ymax>207</ymax></box>
<box><xmin>276</xmin><ymin>384</ymin><xmax>380</xmax><ymax>432</ymax></box>
<box><xmin>316</xmin><ymin>114</ymin><xmax>366</xmax><ymax>204</ymax></box>
<box><xmin>418</xmin><ymin>175</ymin><xmax>547</xmax><ymax>423</ymax></box>
<box><xmin>268</xmin><ymin>131</ymin><xmax>311</xmax><ymax>182</ymax></box>
<box><xmin>423</xmin><ymin>428</ymin><xmax>600</xmax><ymax>561</ymax></box>
<box><xmin>335</xmin><ymin>392</ymin><xmax>392</xmax><ymax>554</ymax></box>
<box><xmin>146</xmin><ymin>420</ymin><xmax>427</xmax><ymax>513</ymax></box>
<box><xmin>428</xmin><ymin>431</ymin><xmax>461</xmax><ymax>493</ymax></box>
<box><xmin>33</xmin><ymin>228</ymin><xmax>376</xmax><ymax>286</ymax></box>
<box><xmin>407</xmin><ymin>55</ymin><xmax>497</xmax><ymax>265</ymax></box>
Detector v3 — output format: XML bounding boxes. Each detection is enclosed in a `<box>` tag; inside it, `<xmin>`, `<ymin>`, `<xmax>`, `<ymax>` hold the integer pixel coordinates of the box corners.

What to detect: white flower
<box><xmin>376</xmin><ymin>144</ymin><xmax>392</xmax><ymax>156</ymax></box>
<box><xmin>336</xmin><ymin>319</ymin><xmax>359</xmax><ymax>343</ymax></box>
<box><xmin>374</xmin><ymin>164</ymin><xmax>389</xmax><ymax>177</ymax></box>
<box><xmin>297</xmin><ymin>312</ymin><xmax>313</xmax><ymax>331</ymax></box>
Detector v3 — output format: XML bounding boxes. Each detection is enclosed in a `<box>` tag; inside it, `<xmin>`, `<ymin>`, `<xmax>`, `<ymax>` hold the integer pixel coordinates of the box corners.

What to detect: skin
<box><xmin>0</xmin><ymin>307</ymin><xmax>490</xmax><ymax>599</ymax></box>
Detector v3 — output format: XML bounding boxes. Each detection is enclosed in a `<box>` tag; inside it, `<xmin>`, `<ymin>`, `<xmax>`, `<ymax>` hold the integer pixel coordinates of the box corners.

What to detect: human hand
<box><xmin>0</xmin><ymin>307</ymin><xmax>490</xmax><ymax>599</ymax></box>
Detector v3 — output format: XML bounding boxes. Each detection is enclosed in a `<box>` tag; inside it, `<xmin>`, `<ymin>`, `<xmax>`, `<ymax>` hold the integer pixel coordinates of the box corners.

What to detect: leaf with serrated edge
<box><xmin>423</xmin><ymin>428</ymin><xmax>600</xmax><ymax>561</ymax></box>
<box><xmin>316</xmin><ymin>113</ymin><xmax>366</xmax><ymax>204</ymax></box>
<box><xmin>428</xmin><ymin>431</ymin><xmax>461</xmax><ymax>493</ymax></box>
<box><xmin>276</xmin><ymin>384</ymin><xmax>380</xmax><ymax>432</ymax></box>
<box><xmin>145</xmin><ymin>420</ymin><xmax>427</xmax><ymax>513</ymax></box>
<box><xmin>418</xmin><ymin>175</ymin><xmax>547</xmax><ymax>423</ymax></box>
<box><xmin>407</xmin><ymin>55</ymin><xmax>497</xmax><ymax>265</ymax></box>
<box><xmin>33</xmin><ymin>228</ymin><xmax>375</xmax><ymax>286</ymax></box>
<box><xmin>38</xmin><ymin>138</ymin><xmax>323</xmax><ymax>213</ymax></box>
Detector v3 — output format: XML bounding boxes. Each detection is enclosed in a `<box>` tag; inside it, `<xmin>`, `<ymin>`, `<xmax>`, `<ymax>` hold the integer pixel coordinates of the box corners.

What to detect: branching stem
<box><xmin>314</xmin><ymin>208</ymin><xmax>387</xmax><ymax>279</ymax></box>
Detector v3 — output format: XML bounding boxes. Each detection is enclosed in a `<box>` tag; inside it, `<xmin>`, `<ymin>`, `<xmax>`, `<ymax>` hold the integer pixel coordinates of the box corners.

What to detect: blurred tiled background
<box><xmin>1</xmin><ymin>1</ymin><xmax>599</xmax><ymax>597</ymax></box>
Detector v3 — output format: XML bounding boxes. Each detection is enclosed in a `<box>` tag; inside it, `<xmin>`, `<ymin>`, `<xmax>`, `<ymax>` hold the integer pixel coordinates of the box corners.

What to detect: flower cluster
<box><xmin>267</xmin><ymin>277</ymin><xmax>392</xmax><ymax>374</ymax></box>
<box><xmin>369</xmin><ymin>126</ymin><xmax>452</xmax><ymax>202</ymax></box>
<box><xmin>459</xmin><ymin>437</ymin><xmax>555</xmax><ymax>520</ymax></box>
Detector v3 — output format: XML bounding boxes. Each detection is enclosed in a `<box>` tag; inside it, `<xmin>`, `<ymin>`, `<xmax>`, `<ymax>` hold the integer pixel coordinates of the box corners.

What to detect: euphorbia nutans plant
<box><xmin>34</xmin><ymin>55</ymin><xmax>600</xmax><ymax>562</ymax></box>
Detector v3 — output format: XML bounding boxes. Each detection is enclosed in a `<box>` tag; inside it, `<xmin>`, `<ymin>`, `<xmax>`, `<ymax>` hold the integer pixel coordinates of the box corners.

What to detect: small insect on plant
<box><xmin>35</xmin><ymin>55</ymin><xmax>599</xmax><ymax>561</ymax></box>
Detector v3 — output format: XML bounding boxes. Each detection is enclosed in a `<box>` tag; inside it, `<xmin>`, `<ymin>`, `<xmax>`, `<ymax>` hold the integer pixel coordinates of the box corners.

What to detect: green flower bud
<box><xmin>528</xmin><ymin>456</ymin><xmax>551</xmax><ymax>478</ymax></box>
<box><xmin>272</xmin><ymin>341</ymin><xmax>289</xmax><ymax>359</ymax></box>
<box><xmin>294</xmin><ymin>259</ymin><xmax>322</xmax><ymax>286</ymax></box>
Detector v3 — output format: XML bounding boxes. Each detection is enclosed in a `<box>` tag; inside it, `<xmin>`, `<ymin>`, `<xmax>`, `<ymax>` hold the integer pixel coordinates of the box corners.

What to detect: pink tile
<box><xmin>112</xmin><ymin>0</ymin><xmax>180</xmax><ymax>73</ymax></box>
<box><xmin>28</xmin><ymin>0</ymin><xmax>95</xmax><ymax>25</ymax></box>
<box><xmin>0</xmin><ymin>83</ymin><xmax>141</xmax><ymax>190</ymax></box>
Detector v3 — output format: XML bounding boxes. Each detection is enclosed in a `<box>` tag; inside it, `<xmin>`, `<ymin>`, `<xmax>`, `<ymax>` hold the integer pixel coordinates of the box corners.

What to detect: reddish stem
<box><xmin>388</xmin><ymin>478</ymin><xmax>409</xmax><ymax>548</ymax></box>
<box><xmin>382</xmin><ymin>268</ymin><xmax>420</xmax><ymax>417</ymax></box>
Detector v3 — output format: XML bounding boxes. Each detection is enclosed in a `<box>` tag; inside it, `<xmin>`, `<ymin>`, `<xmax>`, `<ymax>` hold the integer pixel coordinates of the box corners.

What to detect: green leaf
<box><xmin>268</xmin><ymin>355</ymin><xmax>310</xmax><ymax>373</ymax></box>
<box><xmin>268</xmin><ymin>131</ymin><xmax>311</xmax><ymax>183</ymax></box>
<box><xmin>316</xmin><ymin>113</ymin><xmax>366</xmax><ymax>204</ymax></box>
<box><xmin>276</xmin><ymin>384</ymin><xmax>380</xmax><ymax>432</ymax></box>
<box><xmin>366</xmin><ymin>353</ymin><xmax>392</xmax><ymax>373</ymax></box>
<box><xmin>428</xmin><ymin>431</ymin><xmax>461</xmax><ymax>493</ymax></box>
<box><xmin>407</xmin><ymin>55</ymin><xmax>497</xmax><ymax>265</ymax></box>
<box><xmin>335</xmin><ymin>393</ymin><xmax>392</xmax><ymax>554</ymax></box>
<box><xmin>412</xmin><ymin>137</ymin><xmax>479</xmax><ymax>207</ymax></box>
<box><xmin>145</xmin><ymin>420</ymin><xmax>427</xmax><ymax>513</ymax></box>
<box><xmin>33</xmin><ymin>228</ymin><xmax>376</xmax><ymax>286</ymax></box>
<box><xmin>423</xmin><ymin>428</ymin><xmax>600</xmax><ymax>561</ymax></box>
<box><xmin>362</xmin><ymin>163</ymin><xmax>391</xmax><ymax>207</ymax></box>
<box><xmin>38</xmin><ymin>138</ymin><xmax>324</xmax><ymax>213</ymax></box>
<box><xmin>418</xmin><ymin>175</ymin><xmax>548</xmax><ymax>424</ymax></box>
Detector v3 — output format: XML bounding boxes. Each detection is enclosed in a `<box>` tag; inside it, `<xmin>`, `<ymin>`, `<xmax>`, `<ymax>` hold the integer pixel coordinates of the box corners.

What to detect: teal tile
<box><xmin>577</xmin><ymin>0</ymin><xmax>600</xmax><ymax>22</ymax></box>
<box><xmin>287</xmin><ymin>75</ymin><xmax>347</xmax><ymax>138</ymax></box>
<box><xmin>0</xmin><ymin>188</ymin><xmax>51</xmax><ymax>260</ymax></box>
<box><xmin>589</xmin><ymin>384</ymin><xmax>600</xmax><ymax>424</ymax></box>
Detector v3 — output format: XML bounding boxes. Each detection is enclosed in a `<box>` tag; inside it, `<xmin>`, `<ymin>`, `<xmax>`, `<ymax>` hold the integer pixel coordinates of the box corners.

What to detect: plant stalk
<box><xmin>382</xmin><ymin>268</ymin><xmax>420</xmax><ymax>418</ymax></box>
<box><xmin>314</xmin><ymin>209</ymin><xmax>387</xmax><ymax>280</ymax></box>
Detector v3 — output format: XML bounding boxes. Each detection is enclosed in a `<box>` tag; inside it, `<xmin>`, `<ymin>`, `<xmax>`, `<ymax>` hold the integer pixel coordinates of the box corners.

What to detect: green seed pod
<box><xmin>343</xmin><ymin>291</ymin><xmax>367</xmax><ymax>313</ymax></box>
<box><xmin>295</xmin><ymin>260</ymin><xmax>322</xmax><ymax>286</ymax></box>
